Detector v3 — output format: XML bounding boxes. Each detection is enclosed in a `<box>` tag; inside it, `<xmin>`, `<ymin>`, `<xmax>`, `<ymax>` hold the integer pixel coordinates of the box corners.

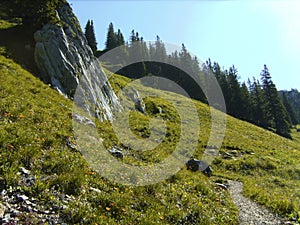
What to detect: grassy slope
<box><xmin>0</xmin><ymin>54</ymin><xmax>238</xmax><ymax>224</ymax></box>
<box><xmin>108</xmin><ymin>72</ymin><xmax>300</xmax><ymax>223</ymax></box>
<box><xmin>0</xmin><ymin>19</ymin><xmax>299</xmax><ymax>224</ymax></box>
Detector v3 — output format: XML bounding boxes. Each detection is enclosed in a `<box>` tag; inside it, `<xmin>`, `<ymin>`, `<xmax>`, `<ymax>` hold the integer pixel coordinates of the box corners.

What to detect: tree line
<box><xmin>84</xmin><ymin>21</ymin><xmax>298</xmax><ymax>139</ymax></box>
<box><xmin>206</xmin><ymin>61</ymin><xmax>297</xmax><ymax>139</ymax></box>
<box><xmin>279</xmin><ymin>89</ymin><xmax>300</xmax><ymax>125</ymax></box>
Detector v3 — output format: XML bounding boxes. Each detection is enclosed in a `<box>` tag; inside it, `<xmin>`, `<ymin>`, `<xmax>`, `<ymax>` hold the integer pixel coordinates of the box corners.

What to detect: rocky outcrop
<box><xmin>34</xmin><ymin>3</ymin><xmax>119</xmax><ymax>121</ymax></box>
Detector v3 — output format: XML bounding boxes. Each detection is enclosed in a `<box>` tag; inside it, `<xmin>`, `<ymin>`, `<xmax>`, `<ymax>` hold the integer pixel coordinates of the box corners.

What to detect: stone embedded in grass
<box><xmin>73</xmin><ymin>113</ymin><xmax>96</xmax><ymax>127</ymax></box>
<box><xmin>17</xmin><ymin>194</ymin><xmax>29</xmax><ymax>202</ymax></box>
<box><xmin>20</xmin><ymin>167</ymin><xmax>30</xmax><ymax>175</ymax></box>
<box><xmin>185</xmin><ymin>158</ymin><xmax>213</xmax><ymax>177</ymax></box>
<box><xmin>108</xmin><ymin>147</ymin><xmax>124</xmax><ymax>159</ymax></box>
<box><xmin>66</xmin><ymin>137</ymin><xmax>78</xmax><ymax>151</ymax></box>
<box><xmin>0</xmin><ymin>203</ymin><xmax>5</xmax><ymax>219</ymax></box>
<box><xmin>126</xmin><ymin>88</ymin><xmax>146</xmax><ymax>114</ymax></box>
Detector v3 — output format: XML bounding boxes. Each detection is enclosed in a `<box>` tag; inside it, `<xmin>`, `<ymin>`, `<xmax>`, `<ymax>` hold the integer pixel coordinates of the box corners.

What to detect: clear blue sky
<box><xmin>69</xmin><ymin>0</ymin><xmax>300</xmax><ymax>90</ymax></box>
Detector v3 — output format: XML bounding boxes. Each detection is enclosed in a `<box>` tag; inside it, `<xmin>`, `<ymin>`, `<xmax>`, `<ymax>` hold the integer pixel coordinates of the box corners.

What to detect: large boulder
<box><xmin>34</xmin><ymin>3</ymin><xmax>119</xmax><ymax>121</ymax></box>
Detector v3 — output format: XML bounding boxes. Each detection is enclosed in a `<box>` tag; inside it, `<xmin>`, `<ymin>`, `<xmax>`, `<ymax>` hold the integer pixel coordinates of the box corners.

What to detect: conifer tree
<box><xmin>154</xmin><ymin>36</ymin><xmax>167</xmax><ymax>63</ymax></box>
<box><xmin>281</xmin><ymin>92</ymin><xmax>298</xmax><ymax>125</ymax></box>
<box><xmin>240</xmin><ymin>82</ymin><xmax>252</xmax><ymax>121</ymax></box>
<box><xmin>283</xmin><ymin>89</ymin><xmax>300</xmax><ymax>121</ymax></box>
<box><xmin>249</xmin><ymin>79</ymin><xmax>269</xmax><ymax>128</ymax></box>
<box><xmin>227</xmin><ymin>66</ymin><xmax>243</xmax><ymax>117</ymax></box>
<box><xmin>261</xmin><ymin>65</ymin><xmax>291</xmax><ymax>138</ymax></box>
<box><xmin>105</xmin><ymin>22</ymin><xmax>117</xmax><ymax>50</ymax></box>
<box><xmin>213</xmin><ymin>62</ymin><xmax>229</xmax><ymax>108</ymax></box>
<box><xmin>84</xmin><ymin>20</ymin><xmax>97</xmax><ymax>54</ymax></box>
<box><xmin>116</xmin><ymin>29</ymin><xmax>125</xmax><ymax>46</ymax></box>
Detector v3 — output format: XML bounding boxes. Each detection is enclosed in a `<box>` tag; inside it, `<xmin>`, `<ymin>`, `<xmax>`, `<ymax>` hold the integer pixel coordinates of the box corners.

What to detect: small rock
<box><xmin>0</xmin><ymin>203</ymin><xmax>5</xmax><ymax>219</ymax></box>
<box><xmin>185</xmin><ymin>158</ymin><xmax>213</xmax><ymax>176</ymax></box>
<box><xmin>17</xmin><ymin>195</ymin><xmax>29</xmax><ymax>202</ymax></box>
<box><xmin>89</xmin><ymin>187</ymin><xmax>101</xmax><ymax>194</ymax></box>
<box><xmin>66</xmin><ymin>138</ymin><xmax>77</xmax><ymax>151</ymax></box>
<box><xmin>215</xmin><ymin>183</ymin><xmax>229</xmax><ymax>190</ymax></box>
<box><xmin>108</xmin><ymin>147</ymin><xmax>124</xmax><ymax>159</ymax></box>
<box><xmin>73</xmin><ymin>113</ymin><xmax>96</xmax><ymax>127</ymax></box>
<box><xmin>20</xmin><ymin>167</ymin><xmax>30</xmax><ymax>175</ymax></box>
<box><xmin>223</xmin><ymin>152</ymin><xmax>232</xmax><ymax>159</ymax></box>
<box><xmin>2</xmin><ymin>213</ymin><xmax>11</xmax><ymax>222</ymax></box>
<box><xmin>128</xmin><ymin>88</ymin><xmax>146</xmax><ymax>114</ymax></box>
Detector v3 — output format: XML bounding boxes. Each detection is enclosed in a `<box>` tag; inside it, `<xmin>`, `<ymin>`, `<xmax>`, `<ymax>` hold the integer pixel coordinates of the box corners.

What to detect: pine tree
<box><xmin>281</xmin><ymin>92</ymin><xmax>298</xmax><ymax>125</ymax></box>
<box><xmin>116</xmin><ymin>29</ymin><xmax>125</xmax><ymax>46</ymax></box>
<box><xmin>261</xmin><ymin>65</ymin><xmax>291</xmax><ymax>138</ymax></box>
<box><xmin>240</xmin><ymin>82</ymin><xmax>252</xmax><ymax>121</ymax></box>
<box><xmin>213</xmin><ymin>62</ymin><xmax>229</xmax><ymax>109</ymax></box>
<box><xmin>249</xmin><ymin>79</ymin><xmax>268</xmax><ymax>127</ymax></box>
<box><xmin>225</xmin><ymin>65</ymin><xmax>247</xmax><ymax>119</ymax></box>
<box><xmin>121</xmin><ymin>29</ymin><xmax>147</xmax><ymax>78</ymax></box>
<box><xmin>105</xmin><ymin>22</ymin><xmax>117</xmax><ymax>50</ymax></box>
<box><xmin>154</xmin><ymin>36</ymin><xmax>167</xmax><ymax>63</ymax></box>
<box><xmin>84</xmin><ymin>20</ymin><xmax>97</xmax><ymax>54</ymax></box>
<box><xmin>283</xmin><ymin>89</ymin><xmax>300</xmax><ymax>121</ymax></box>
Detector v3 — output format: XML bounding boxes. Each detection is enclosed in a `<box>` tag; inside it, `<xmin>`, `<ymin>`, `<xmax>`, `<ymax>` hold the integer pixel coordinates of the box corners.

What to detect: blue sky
<box><xmin>69</xmin><ymin>0</ymin><xmax>300</xmax><ymax>90</ymax></box>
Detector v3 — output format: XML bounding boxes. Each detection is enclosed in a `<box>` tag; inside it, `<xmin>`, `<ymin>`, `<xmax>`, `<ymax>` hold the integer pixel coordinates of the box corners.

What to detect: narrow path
<box><xmin>228</xmin><ymin>180</ymin><xmax>290</xmax><ymax>225</ymax></box>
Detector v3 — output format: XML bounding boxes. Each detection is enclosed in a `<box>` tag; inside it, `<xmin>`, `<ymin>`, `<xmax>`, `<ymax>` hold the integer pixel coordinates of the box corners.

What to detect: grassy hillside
<box><xmin>1</xmin><ymin>19</ymin><xmax>300</xmax><ymax>224</ymax></box>
<box><xmin>108</xmin><ymin>72</ymin><xmax>300</xmax><ymax>223</ymax></box>
<box><xmin>0</xmin><ymin>55</ymin><xmax>238</xmax><ymax>224</ymax></box>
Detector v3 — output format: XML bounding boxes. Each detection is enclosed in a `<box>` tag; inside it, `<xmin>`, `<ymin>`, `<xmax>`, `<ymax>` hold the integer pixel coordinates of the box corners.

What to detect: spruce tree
<box><xmin>105</xmin><ymin>22</ymin><xmax>117</xmax><ymax>50</ymax></box>
<box><xmin>240</xmin><ymin>82</ymin><xmax>252</xmax><ymax>121</ymax></box>
<box><xmin>213</xmin><ymin>62</ymin><xmax>229</xmax><ymax>106</ymax></box>
<box><xmin>84</xmin><ymin>20</ymin><xmax>97</xmax><ymax>54</ymax></box>
<box><xmin>249</xmin><ymin>79</ymin><xmax>268</xmax><ymax>127</ymax></box>
<box><xmin>116</xmin><ymin>29</ymin><xmax>125</xmax><ymax>46</ymax></box>
<box><xmin>281</xmin><ymin>92</ymin><xmax>298</xmax><ymax>125</ymax></box>
<box><xmin>227</xmin><ymin>65</ymin><xmax>243</xmax><ymax>117</ymax></box>
<box><xmin>261</xmin><ymin>65</ymin><xmax>291</xmax><ymax>138</ymax></box>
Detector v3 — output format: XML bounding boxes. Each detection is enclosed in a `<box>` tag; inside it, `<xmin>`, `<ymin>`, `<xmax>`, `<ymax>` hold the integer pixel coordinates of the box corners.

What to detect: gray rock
<box><xmin>89</xmin><ymin>187</ymin><xmax>101</xmax><ymax>194</ymax></box>
<box><xmin>108</xmin><ymin>147</ymin><xmax>124</xmax><ymax>159</ymax></box>
<box><xmin>0</xmin><ymin>203</ymin><xmax>5</xmax><ymax>219</ymax></box>
<box><xmin>2</xmin><ymin>213</ymin><xmax>10</xmax><ymax>223</ymax></box>
<box><xmin>66</xmin><ymin>138</ymin><xmax>78</xmax><ymax>151</ymax></box>
<box><xmin>34</xmin><ymin>3</ymin><xmax>119</xmax><ymax>121</ymax></box>
<box><xmin>17</xmin><ymin>194</ymin><xmax>29</xmax><ymax>202</ymax></box>
<box><xmin>185</xmin><ymin>159</ymin><xmax>213</xmax><ymax>176</ymax></box>
<box><xmin>20</xmin><ymin>167</ymin><xmax>30</xmax><ymax>175</ymax></box>
<box><xmin>128</xmin><ymin>88</ymin><xmax>146</xmax><ymax>114</ymax></box>
<box><xmin>223</xmin><ymin>152</ymin><xmax>233</xmax><ymax>159</ymax></box>
<box><xmin>215</xmin><ymin>183</ymin><xmax>229</xmax><ymax>190</ymax></box>
<box><xmin>73</xmin><ymin>113</ymin><xmax>96</xmax><ymax>127</ymax></box>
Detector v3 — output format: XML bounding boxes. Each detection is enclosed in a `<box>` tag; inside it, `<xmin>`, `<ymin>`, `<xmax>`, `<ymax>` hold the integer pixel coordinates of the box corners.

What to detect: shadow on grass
<box><xmin>0</xmin><ymin>22</ymin><xmax>39</xmax><ymax>75</ymax></box>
